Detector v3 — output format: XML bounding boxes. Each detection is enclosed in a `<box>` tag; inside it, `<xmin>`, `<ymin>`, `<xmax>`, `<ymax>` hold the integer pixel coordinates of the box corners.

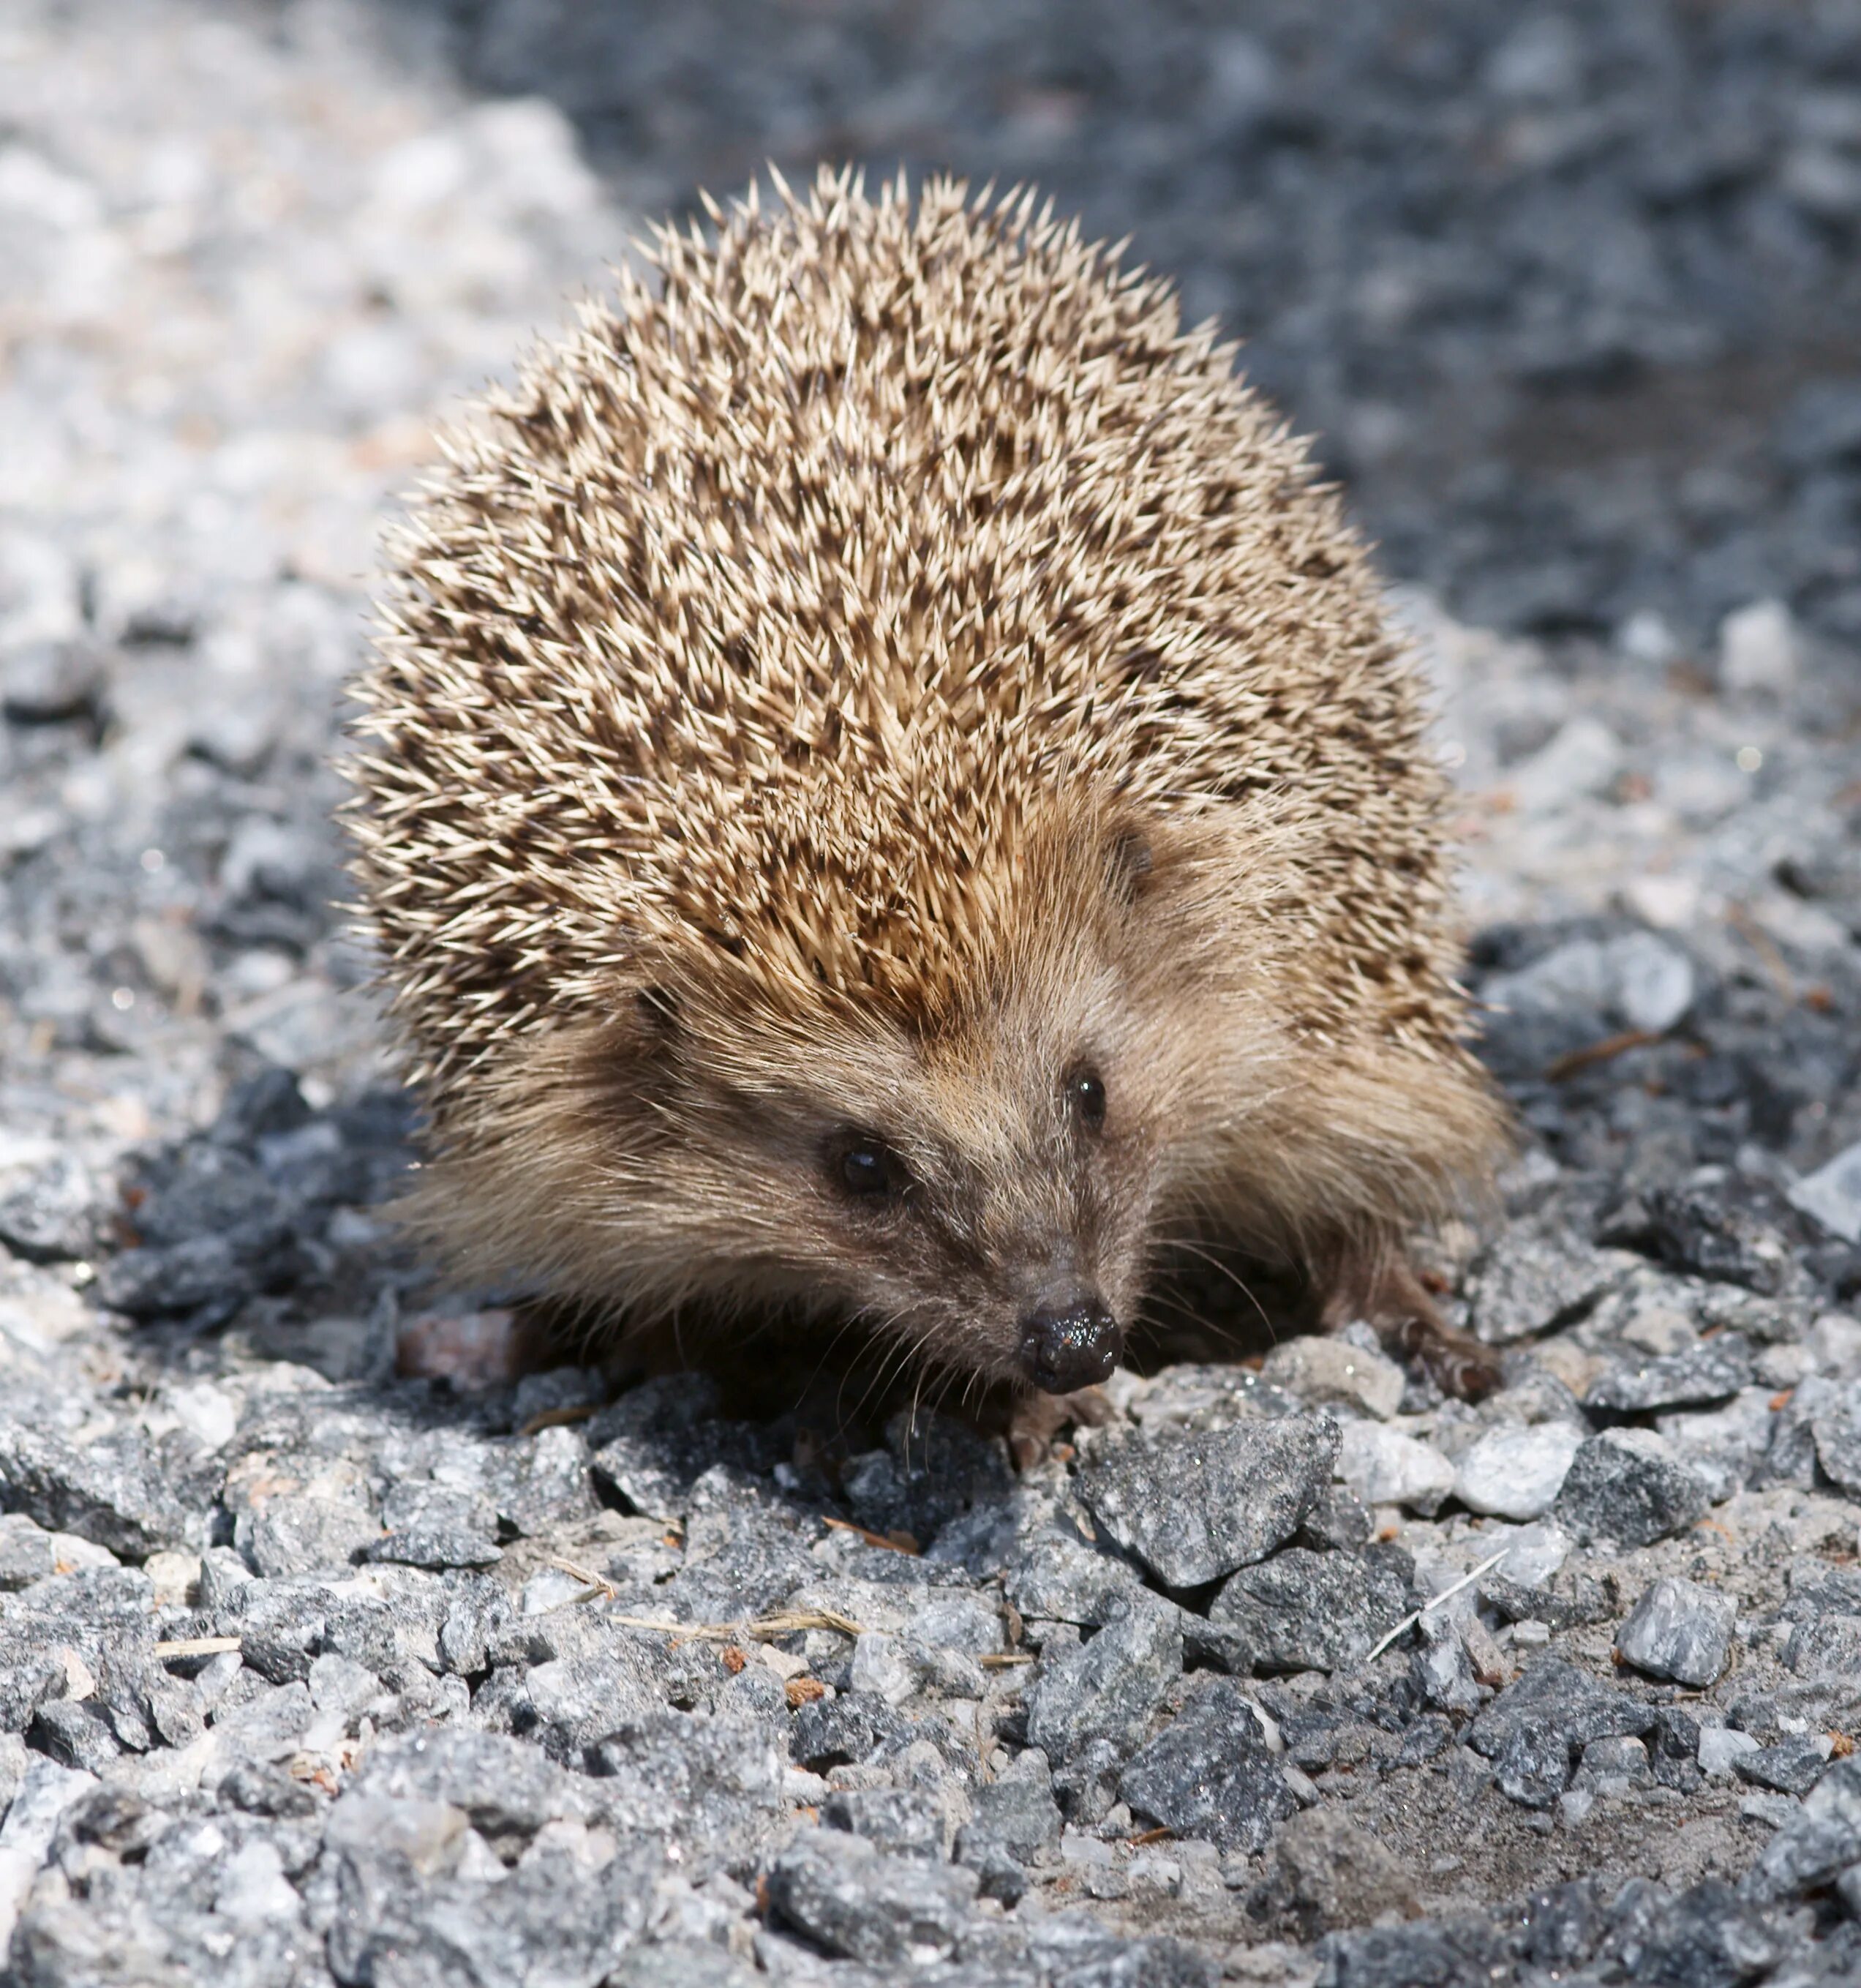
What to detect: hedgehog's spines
<box><xmin>350</xmin><ymin>164</ymin><xmax>1498</xmax><ymax>1192</ymax></box>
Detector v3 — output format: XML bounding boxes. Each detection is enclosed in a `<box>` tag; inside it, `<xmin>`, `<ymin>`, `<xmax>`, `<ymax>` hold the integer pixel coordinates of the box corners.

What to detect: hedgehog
<box><xmin>346</xmin><ymin>168</ymin><xmax>1511</xmax><ymax>1441</ymax></box>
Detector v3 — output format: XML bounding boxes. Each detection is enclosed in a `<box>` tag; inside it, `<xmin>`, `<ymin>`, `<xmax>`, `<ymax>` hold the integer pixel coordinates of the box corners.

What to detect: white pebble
<box><xmin>849</xmin><ymin>1630</ymin><xmax>917</xmax><ymax>1706</ymax></box>
<box><xmin>1260</xmin><ymin>1335</ymin><xmax>1406</xmax><ymax>1419</ymax></box>
<box><xmin>212</xmin><ymin>1839</ymin><xmax>302</xmax><ymax>1925</ymax></box>
<box><xmin>1790</xmin><ymin>1142</ymin><xmax>1861</xmax><ymax>1246</ymax></box>
<box><xmin>1718</xmin><ymin>598</ymin><xmax>1798</xmax><ymax>697</ymax></box>
<box><xmin>1336</xmin><ymin>1422</ymin><xmax>1456</xmax><ymax>1515</ymax></box>
<box><xmin>1454</xmin><ymin>1421</ymin><xmax>1583</xmax><ymax>1520</ymax></box>
<box><xmin>1698</xmin><ymin>1728</ymin><xmax>1762</xmax><ymax>1777</ymax></box>
<box><xmin>1507</xmin><ymin>716</ymin><xmax>1622</xmax><ymax>812</ymax></box>
<box><xmin>1495</xmin><ymin>1520</ymin><xmax>1573</xmax><ymax>1588</ymax></box>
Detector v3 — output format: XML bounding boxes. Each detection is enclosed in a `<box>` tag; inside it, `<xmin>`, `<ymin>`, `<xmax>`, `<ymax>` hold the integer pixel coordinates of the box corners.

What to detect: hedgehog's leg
<box><xmin>1319</xmin><ymin>1245</ymin><xmax>1501</xmax><ymax>1403</ymax></box>
<box><xmin>1007</xmin><ymin>1385</ymin><xmax>1113</xmax><ymax>1472</ymax></box>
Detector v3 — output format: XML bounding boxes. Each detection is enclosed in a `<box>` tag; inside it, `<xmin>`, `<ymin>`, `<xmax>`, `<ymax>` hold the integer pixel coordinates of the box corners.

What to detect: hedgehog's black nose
<box><xmin>1018</xmin><ymin>1293</ymin><xmax>1121</xmax><ymax>1394</ymax></box>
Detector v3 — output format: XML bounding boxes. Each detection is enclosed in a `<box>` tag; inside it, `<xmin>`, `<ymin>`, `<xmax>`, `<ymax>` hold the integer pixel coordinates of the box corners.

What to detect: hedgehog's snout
<box><xmin>1018</xmin><ymin>1287</ymin><xmax>1121</xmax><ymax>1395</ymax></box>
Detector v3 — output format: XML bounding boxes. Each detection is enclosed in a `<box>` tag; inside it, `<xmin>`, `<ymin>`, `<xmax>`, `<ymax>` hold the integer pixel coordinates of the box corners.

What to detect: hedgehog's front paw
<box><xmin>1007</xmin><ymin>1384</ymin><xmax>1112</xmax><ymax>1471</ymax></box>
<box><xmin>1319</xmin><ymin>1242</ymin><xmax>1500</xmax><ymax>1403</ymax></box>
<box><xmin>1385</xmin><ymin>1313</ymin><xmax>1502</xmax><ymax>1403</ymax></box>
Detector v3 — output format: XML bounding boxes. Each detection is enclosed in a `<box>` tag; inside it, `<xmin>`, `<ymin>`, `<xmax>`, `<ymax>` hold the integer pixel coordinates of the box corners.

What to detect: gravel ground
<box><xmin>2</xmin><ymin>4</ymin><xmax>1861</xmax><ymax>1985</ymax></box>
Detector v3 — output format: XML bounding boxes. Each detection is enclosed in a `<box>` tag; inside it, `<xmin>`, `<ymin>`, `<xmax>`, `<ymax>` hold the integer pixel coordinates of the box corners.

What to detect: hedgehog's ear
<box><xmin>633</xmin><ymin>983</ymin><xmax>680</xmax><ymax>1034</ymax></box>
<box><xmin>592</xmin><ymin>980</ymin><xmax>680</xmax><ymax>1073</ymax></box>
<box><xmin>1104</xmin><ymin>822</ymin><xmax>1159</xmax><ymax>908</ymax></box>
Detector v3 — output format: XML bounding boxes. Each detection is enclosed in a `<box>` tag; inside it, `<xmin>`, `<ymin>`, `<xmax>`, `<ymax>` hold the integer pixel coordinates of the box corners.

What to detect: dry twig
<box><xmin>1363</xmin><ymin>1548</ymin><xmax>1511</xmax><ymax>1665</ymax></box>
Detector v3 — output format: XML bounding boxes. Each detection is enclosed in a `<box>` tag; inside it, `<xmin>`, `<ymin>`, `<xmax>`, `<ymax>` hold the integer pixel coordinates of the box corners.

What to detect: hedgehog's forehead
<box><xmin>669</xmin><ymin>837</ymin><xmax>1136</xmax><ymax>1085</ymax></box>
<box><xmin>674</xmin><ymin>777</ymin><xmax>1139</xmax><ymax>1015</ymax></box>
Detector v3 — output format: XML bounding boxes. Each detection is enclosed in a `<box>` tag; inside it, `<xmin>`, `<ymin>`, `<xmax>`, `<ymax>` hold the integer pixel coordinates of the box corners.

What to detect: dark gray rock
<box><xmin>1734</xmin><ymin>1733</ymin><xmax>1832</xmax><ymax>1798</ymax></box>
<box><xmin>1315</xmin><ymin>1916</ymin><xmax>1509</xmax><ymax>1988</ymax></box>
<box><xmin>1029</xmin><ymin>1921</ymin><xmax>1217</xmax><ymax>1987</ymax></box>
<box><xmin>209</xmin><ymin>1676</ymin><xmax>315</xmax><ymax>1764</ymax></box>
<box><xmin>1514</xmin><ymin>1878</ymin><xmax>1606</xmax><ymax>1972</ymax></box>
<box><xmin>216</xmin><ymin>1756</ymin><xmax>319</xmax><ymax>1819</ymax></box>
<box><xmin>1464</xmin><ymin>1222</ymin><xmax>1624</xmax><ymax>1343</ymax></box>
<box><xmin>1211</xmin><ymin>1545</ymin><xmax>1416</xmax><ymax>1673</ymax></box>
<box><xmin>585</xmin><ymin>1376</ymin><xmax>777</xmax><ymax>1523</ymax></box>
<box><xmin>1410</xmin><ymin>1612</ymin><xmax>1480</xmax><ymax>1714</ymax></box>
<box><xmin>1553</xmin><ymin>1428</ymin><xmax>1711</xmax><ymax>1546</ymax></box>
<box><xmin>1396</xmin><ymin>1714</ymin><xmax>1456</xmax><ymax>1766</ymax></box>
<box><xmin>956</xmin><ymin>1771</ymin><xmax>1062</xmax><ymax>1903</ymax></box>
<box><xmin>1601</xmin><ymin>1878</ymin><xmax>1780</xmax><ymax>1986</ymax></box>
<box><xmin>1808</xmin><ymin>1381</ymin><xmax>1861</xmax><ymax>1496</ymax></box>
<box><xmin>1585</xmin><ymin>1332</ymin><xmax>1753</xmax><ymax>1411</ymax></box>
<box><xmin>0</xmin><ymin>1511</ymin><xmax>62</xmax><ymax>1588</ymax></box>
<box><xmin>766</xmin><ymin>1830</ymin><xmax>979</xmax><ymax>1967</ymax></box>
<box><xmin>522</xmin><ymin>1646</ymin><xmax>668</xmax><ymax>1760</ymax></box>
<box><xmin>1492</xmin><ymin>1716</ymin><xmax>1576</xmax><ymax>1807</ymax></box>
<box><xmin>789</xmin><ymin>1690</ymin><xmax>911</xmax><ymax>1772</ymax></box>
<box><xmin>1741</xmin><ymin>1758</ymin><xmax>1861</xmax><ymax>1903</ymax></box>
<box><xmin>1604</xmin><ymin>1179</ymin><xmax>1800</xmax><ymax>1296</ymax></box>
<box><xmin>0</xmin><ymin>1421</ymin><xmax>208</xmax><ymax>1558</ymax></box>
<box><xmin>1649</xmin><ymin>1707</ymin><xmax>1706</xmax><ymax>1793</ymax></box>
<box><xmin>94</xmin><ymin>1232</ymin><xmax>255</xmax><ymax>1320</ymax></box>
<box><xmin>349</xmin><ymin>1727</ymin><xmax>604</xmax><ymax>1858</ymax></box>
<box><xmin>437</xmin><ymin>1577</ymin><xmax>511</xmax><ymax>1677</ymax></box>
<box><xmin>1119</xmin><ymin>1678</ymin><xmax>1297</xmax><ymax>1854</ymax></box>
<box><xmin>1469</xmin><ymin>1657</ymin><xmax>1655</xmax><ymax>1807</ymax></box>
<box><xmin>0</xmin><ymin>1153</ymin><xmax>108</xmax><ymax>1262</ymax></box>
<box><xmin>1293</xmin><ymin>1485</ymin><xmax>1373</xmax><ymax>1553</ymax></box>
<box><xmin>237</xmin><ymin>1495</ymin><xmax>382</xmax><ymax>1576</ymax></box>
<box><xmin>1075</xmin><ymin>1414</ymin><xmax>1339</xmax><ymax>1587</ymax></box>
<box><xmin>364</xmin><ymin>1482</ymin><xmax>502</xmax><ymax>1569</ymax></box>
<box><xmin>1053</xmin><ymin>1734</ymin><xmax>1127</xmax><ymax>1827</ymax></box>
<box><xmin>661</xmin><ymin>1494</ymin><xmax>818</xmax><ymax>1623</ymax></box>
<box><xmin>1614</xmin><ymin>1576</ymin><xmax>1736</xmax><ymax>1686</ymax></box>
<box><xmin>481</xmin><ymin>1425</ymin><xmax>598</xmax><ymax>1537</ymax></box>
<box><xmin>1470</xmin><ymin>1656</ymin><xmax>1656</xmax><ymax>1755</ymax></box>
<box><xmin>102</xmin><ymin>1136</ymin><xmax>301</xmax><ymax>1316</ymax></box>
<box><xmin>326</xmin><ymin>1792</ymin><xmax>658</xmax><ymax>1987</ymax></box>
<box><xmin>1004</xmin><ymin>1522</ymin><xmax>1142</xmax><ymax>1627</ymax></box>
<box><xmin>1255</xmin><ymin>1806</ymin><xmax>1413</xmax><ymax>1938</ymax></box>
<box><xmin>587</xmin><ymin>1708</ymin><xmax>785</xmax><ymax>1848</ymax></box>
<box><xmin>822</xmin><ymin>1785</ymin><xmax>947</xmax><ymax>1861</ymax></box>
<box><xmin>1023</xmin><ymin>1597</ymin><xmax>1183</xmax><ymax>1764</ymax></box>
<box><xmin>842</xmin><ymin>1408</ymin><xmax>1015</xmax><ymax>1548</ymax></box>
<box><xmin>1783</xmin><ymin>1615</ymin><xmax>1861</xmax><ymax>1678</ymax></box>
<box><xmin>31</xmin><ymin>1698</ymin><xmax>121</xmax><ymax>1774</ymax></box>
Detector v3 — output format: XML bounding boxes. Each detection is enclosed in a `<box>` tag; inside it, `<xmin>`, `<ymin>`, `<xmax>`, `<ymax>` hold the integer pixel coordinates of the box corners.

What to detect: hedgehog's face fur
<box><xmin>633</xmin><ymin>966</ymin><xmax>1159</xmax><ymax>1396</ymax></box>
<box><xmin>636</xmin><ymin>893</ymin><xmax>1170</xmax><ymax>1397</ymax></box>
<box><xmin>429</xmin><ymin>811</ymin><xmax>1239</xmax><ymax>1396</ymax></box>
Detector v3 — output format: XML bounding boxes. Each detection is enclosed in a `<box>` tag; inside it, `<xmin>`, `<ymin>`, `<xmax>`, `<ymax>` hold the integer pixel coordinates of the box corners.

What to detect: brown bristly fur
<box><xmin>345</xmin><ymin>167</ymin><xmax>1511</xmax><ymax>1409</ymax></box>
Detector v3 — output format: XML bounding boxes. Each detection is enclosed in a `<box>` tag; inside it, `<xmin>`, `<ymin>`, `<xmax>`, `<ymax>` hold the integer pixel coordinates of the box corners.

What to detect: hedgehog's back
<box><xmin>349</xmin><ymin>170</ymin><xmax>1446</xmax><ymax>1093</ymax></box>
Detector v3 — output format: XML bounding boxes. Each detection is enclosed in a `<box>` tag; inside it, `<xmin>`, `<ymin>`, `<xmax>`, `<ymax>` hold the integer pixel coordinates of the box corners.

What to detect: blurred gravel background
<box><xmin>2</xmin><ymin>3</ymin><xmax>1861</xmax><ymax>1985</ymax></box>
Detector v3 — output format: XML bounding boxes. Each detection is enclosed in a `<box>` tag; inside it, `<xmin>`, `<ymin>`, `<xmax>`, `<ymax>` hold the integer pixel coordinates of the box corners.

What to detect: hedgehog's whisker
<box><xmin>1146</xmin><ymin>1231</ymin><xmax>1274</xmax><ymax>1335</ymax></box>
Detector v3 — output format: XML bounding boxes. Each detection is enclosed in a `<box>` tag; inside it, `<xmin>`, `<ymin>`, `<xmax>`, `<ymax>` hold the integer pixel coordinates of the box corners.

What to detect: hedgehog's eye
<box><xmin>1067</xmin><ymin>1065</ymin><xmax>1107</xmax><ymax>1132</ymax></box>
<box><xmin>834</xmin><ymin>1134</ymin><xmax>905</xmax><ymax>1199</ymax></box>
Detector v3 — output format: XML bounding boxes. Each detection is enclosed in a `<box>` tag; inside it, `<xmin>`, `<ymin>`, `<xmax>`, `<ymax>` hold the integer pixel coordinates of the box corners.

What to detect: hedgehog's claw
<box><xmin>1384</xmin><ymin>1310</ymin><xmax>1503</xmax><ymax>1403</ymax></box>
